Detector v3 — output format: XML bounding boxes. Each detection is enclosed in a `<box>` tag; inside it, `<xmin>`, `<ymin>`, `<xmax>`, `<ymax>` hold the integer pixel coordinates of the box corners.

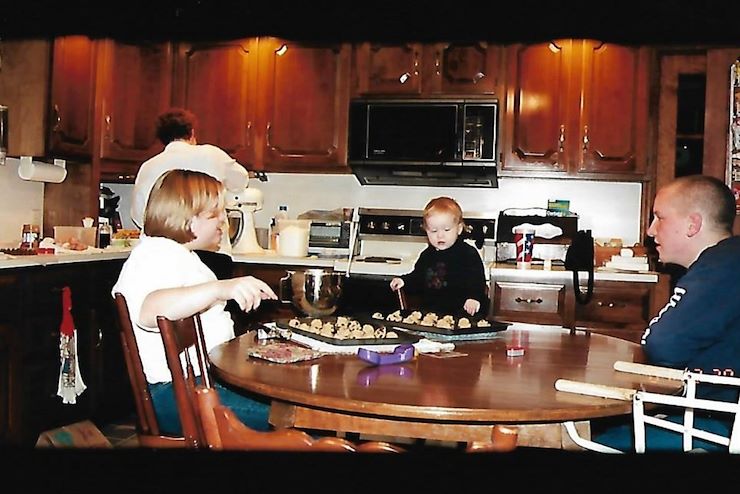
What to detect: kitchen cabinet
<box><xmin>490</xmin><ymin>268</ymin><xmax>670</xmax><ymax>343</ymax></box>
<box><xmin>97</xmin><ymin>40</ymin><xmax>173</xmax><ymax>165</ymax></box>
<box><xmin>256</xmin><ymin>38</ymin><xmax>351</xmax><ymax>171</ymax></box>
<box><xmin>0</xmin><ymin>260</ymin><xmax>132</xmax><ymax>446</ymax></box>
<box><xmin>353</xmin><ymin>42</ymin><xmax>502</xmax><ymax>96</ymax></box>
<box><xmin>48</xmin><ymin>36</ymin><xmax>97</xmax><ymax>158</ymax></box>
<box><xmin>173</xmin><ymin>39</ymin><xmax>259</xmax><ymax>167</ymax></box>
<box><xmin>501</xmin><ymin>40</ymin><xmax>652</xmax><ymax>179</ymax></box>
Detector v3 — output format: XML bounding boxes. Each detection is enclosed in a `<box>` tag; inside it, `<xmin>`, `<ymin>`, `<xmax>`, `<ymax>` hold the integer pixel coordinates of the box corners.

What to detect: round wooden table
<box><xmin>209</xmin><ymin>325</ymin><xmax>681</xmax><ymax>448</ymax></box>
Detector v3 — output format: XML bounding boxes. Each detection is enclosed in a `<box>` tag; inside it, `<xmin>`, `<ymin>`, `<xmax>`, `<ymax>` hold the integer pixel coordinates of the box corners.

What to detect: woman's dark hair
<box><xmin>155</xmin><ymin>108</ymin><xmax>198</xmax><ymax>145</ymax></box>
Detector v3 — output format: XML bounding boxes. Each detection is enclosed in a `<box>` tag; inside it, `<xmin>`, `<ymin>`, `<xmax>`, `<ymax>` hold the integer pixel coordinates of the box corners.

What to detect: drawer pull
<box><xmin>597</xmin><ymin>301</ymin><xmax>623</xmax><ymax>309</ymax></box>
<box><xmin>515</xmin><ymin>297</ymin><xmax>543</xmax><ymax>304</ymax></box>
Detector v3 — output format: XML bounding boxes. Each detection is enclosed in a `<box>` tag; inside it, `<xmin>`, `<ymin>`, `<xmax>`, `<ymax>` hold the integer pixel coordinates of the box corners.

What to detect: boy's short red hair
<box><xmin>423</xmin><ymin>196</ymin><xmax>464</xmax><ymax>227</ymax></box>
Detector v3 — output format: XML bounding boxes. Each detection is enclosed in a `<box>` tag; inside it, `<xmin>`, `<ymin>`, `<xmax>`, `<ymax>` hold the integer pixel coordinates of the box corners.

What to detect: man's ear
<box><xmin>687</xmin><ymin>212</ymin><xmax>703</xmax><ymax>237</ymax></box>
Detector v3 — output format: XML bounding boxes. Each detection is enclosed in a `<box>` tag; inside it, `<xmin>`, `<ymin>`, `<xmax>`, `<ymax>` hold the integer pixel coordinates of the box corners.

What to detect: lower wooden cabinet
<box><xmin>490</xmin><ymin>269</ymin><xmax>670</xmax><ymax>343</ymax></box>
<box><xmin>0</xmin><ymin>260</ymin><xmax>132</xmax><ymax>446</ymax></box>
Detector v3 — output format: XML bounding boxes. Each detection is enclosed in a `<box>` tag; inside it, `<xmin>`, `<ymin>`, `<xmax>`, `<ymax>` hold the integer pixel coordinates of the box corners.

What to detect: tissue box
<box><xmin>54</xmin><ymin>226</ymin><xmax>97</xmax><ymax>248</ymax></box>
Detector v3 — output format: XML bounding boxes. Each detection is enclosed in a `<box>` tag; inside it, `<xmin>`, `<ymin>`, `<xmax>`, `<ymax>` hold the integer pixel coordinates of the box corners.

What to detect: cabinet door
<box><xmin>175</xmin><ymin>39</ymin><xmax>258</xmax><ymax>166</ymax></box>
<box><xmin>49</xmin><ymin>36</ymin><xmax>97</xmax><ymax>157</ymax></box>
<box><xmin>99</xmin><ymin>40</ymin><xmax>173</xmax><ymax>163</ymax></box>
<box><xmin>502</xmin><ymin>41</ymin><xmax>573</xmax><ymax>173</ymax></box>
<box><xmin>259</xmin><ymin>39</ymin><xmax>350</xmax><ymax>171</ymax></box>
<box><xmin>577</xmin><ymin>42</ymin><xmax>650</xmax><ymax>175</ymax></box>
<box><xmin>425</xmin><ymin>42</ymin><xmax>503</xmax><ymax>95</ymax></box>
<box><xmin>354</xmin><ymin>43</ymin><xmax>423</xmax><ymax>95</ymax></box>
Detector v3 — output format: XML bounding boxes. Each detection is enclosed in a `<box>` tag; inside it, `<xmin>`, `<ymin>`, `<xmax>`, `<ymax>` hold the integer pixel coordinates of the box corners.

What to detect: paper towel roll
<box><xmin>17</xmin><ymin>156</ymin><xmax>67</xmax><ymax>183</ymax></box>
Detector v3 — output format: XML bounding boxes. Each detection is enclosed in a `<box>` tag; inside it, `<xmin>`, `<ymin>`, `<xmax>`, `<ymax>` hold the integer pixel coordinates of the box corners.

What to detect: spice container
<box><xmin>20</xmin><ymin>224</ymin><xmax>40</xmax><ymax>251</ymax></box>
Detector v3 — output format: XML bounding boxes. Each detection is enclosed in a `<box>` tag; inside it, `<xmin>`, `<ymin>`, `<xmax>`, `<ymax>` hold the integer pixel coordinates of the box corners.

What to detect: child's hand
<box><xmin>390</xmin><ymin>278</ymin><xmax>405</xmax><ymax>291</ymax></box>
<box><xmin>463</xmin><ymin>299</ymin><xmax>480</xmax><ymax>316</ymax></box>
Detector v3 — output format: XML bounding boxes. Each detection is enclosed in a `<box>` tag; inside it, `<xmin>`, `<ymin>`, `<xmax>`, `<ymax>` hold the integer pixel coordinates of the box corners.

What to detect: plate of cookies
<box><xmin>275</xmin><ymin>316</ymin><xmax>419</xmax><ymax>346</ymax></box>
<box><xmin>367</xmin><ymin>309</ymin><xmax>509</xmax><ymax>336</ymax></box>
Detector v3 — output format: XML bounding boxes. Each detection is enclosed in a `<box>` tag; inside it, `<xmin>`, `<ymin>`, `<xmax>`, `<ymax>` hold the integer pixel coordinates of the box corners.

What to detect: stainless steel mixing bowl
<box><xmin>279</xmin><ymin>268</ymin><xmax>343</xmax><ymax>317</ymax></box>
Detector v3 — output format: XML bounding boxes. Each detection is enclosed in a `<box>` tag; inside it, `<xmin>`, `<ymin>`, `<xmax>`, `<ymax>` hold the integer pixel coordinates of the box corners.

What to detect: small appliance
<box><xmin>99</xmin><ymin>186</ymin><xmax>123</xmax><ymax>232</ymax></box>
<box><xmin>226</xmin><ymin>186</ymin><xmax>264</xmax><ymax>254</ymax></box>
<box><xmin>307</xmin><ymin>221</ymin><xmax>352</xmax><ymax>257</ymax></box>
<box><xmin>348</xmin><ymin>98</ymin><xmax>499</xmax><ymax>187</ymax></box>
<box><xmin>495</xmin><ymin>208</ymin><xmax>579</xmax><ymax>264</ymax></box>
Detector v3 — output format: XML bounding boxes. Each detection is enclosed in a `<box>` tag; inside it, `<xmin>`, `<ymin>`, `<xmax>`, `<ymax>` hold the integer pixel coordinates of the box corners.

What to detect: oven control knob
<box><xmin>381</xmin><ymin>221</ymin><xmax>390</xmax><ymax>231</ymax></box>
<box><xmin>366</xmin><ymin>220</ymin><xmax>375</xmax><ymax>231</ymax></box>
<box><xmin>396</xmin><ymin>223</ymin><xmax>406</xmax><ymax>233</ymax></box>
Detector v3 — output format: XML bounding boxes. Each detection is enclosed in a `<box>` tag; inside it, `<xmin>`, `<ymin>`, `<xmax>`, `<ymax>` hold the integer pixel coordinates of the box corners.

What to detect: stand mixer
<box><xmin>226</xmin><ymin>186</ymin><xmax>264</xmax><ymax>254</ymax></box>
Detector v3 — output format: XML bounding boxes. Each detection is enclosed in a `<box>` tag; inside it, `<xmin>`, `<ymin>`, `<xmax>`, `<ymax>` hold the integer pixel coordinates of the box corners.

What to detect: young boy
<box><xmin>390</xmin><ymin>197</ymin><xmax>488</xmax><ymax>316</ymax></box>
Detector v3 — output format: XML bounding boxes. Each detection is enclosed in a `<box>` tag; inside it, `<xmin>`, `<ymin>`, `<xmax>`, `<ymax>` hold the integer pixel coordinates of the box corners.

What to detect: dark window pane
<box><xmin>675</xmin><ymin>137</ymin><xmax>703</xmax><ymax>176</ymax></box>
<box><xmin>676</xmin><ymin>74</ymin><xmax>706</xmax><ymax>135</ymax></box>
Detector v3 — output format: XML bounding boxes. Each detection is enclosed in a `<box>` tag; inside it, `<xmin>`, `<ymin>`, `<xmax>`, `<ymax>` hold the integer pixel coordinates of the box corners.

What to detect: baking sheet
<box><xmin>363</xmin><ymin>310</ymin><xmax>510</xmax><ymax>336</ymax></box>
<box><xmin>275</xmin><ymin>317</ymin><xmax>419</xmax><ymax>346</ymax></box>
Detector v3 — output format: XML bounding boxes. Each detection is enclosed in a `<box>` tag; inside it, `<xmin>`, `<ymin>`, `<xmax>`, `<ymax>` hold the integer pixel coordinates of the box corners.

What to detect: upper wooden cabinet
<box><xmin>501</xmin><ymin>40</ymin><xmax>652</xmax><ymax>179</ymax></box>
<box><xmin>48</xmin><ymin>36</ymin><xmax>97</xmax><ymax>158</ymax></box>
<box><xmin>97</xmin><ymin>40</ymin><xmax>173</xmax><ymax>163</ymax></box>
<box><xmin>174</xmin><ymin>39</ymin><xmax>259</xmax><ymax>167</ymax></box>
<box><xmin>353</xmin><ymin>42</ymin><xmax>502</xmax><ymax>97</ymax></box>
<box><xmin>257</xmin><ymin>38</ymin><xmax>351</xmax><ymax>171</ymax></box>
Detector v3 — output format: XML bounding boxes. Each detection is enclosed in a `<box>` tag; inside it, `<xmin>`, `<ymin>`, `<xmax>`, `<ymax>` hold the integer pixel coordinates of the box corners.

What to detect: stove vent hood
<box><xmin>351</xmin><ymin>164</ymin><xmax>498</xmax><ymax>188</ymax></box>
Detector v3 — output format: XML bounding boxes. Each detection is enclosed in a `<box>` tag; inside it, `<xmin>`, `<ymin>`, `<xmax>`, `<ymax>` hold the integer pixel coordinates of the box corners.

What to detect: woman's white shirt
<box><xmin>112</xmin><ymin>236</ymin><xmax>235</xmax><ymax>384</ymax></box>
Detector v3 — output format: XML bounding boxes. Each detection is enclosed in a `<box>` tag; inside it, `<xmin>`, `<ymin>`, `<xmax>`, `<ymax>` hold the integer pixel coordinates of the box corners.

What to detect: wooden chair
<box><xmin>157</xmin><ymin>311</ymin><xmax>406</xmax><ymax>452</ymax></box>
<box><xmin>465</xmin><ymin>425</ymin><xmax>519</xmax><ymax>452</ymax></box>
<box><xmin>155</xmin><ymin>312</ymin><xmax>212</xmax><ymax>449</ymax></box>
<box><xmin>113</xmin><ymin>293</ymin><xmax>185</xmax><ymax>448</ymax></box>
<box><xmin>556</xmin><ymin>361</ymin><xmax>740</xmax><ymax>453</ymax></box>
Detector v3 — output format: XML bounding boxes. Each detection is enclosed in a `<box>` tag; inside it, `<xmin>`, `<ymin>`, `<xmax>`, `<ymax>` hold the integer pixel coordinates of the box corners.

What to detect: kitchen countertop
<box><xmin>0</xmin><ymin>249</ymin><xmax>661</xmax><ymax>283</ymax></box>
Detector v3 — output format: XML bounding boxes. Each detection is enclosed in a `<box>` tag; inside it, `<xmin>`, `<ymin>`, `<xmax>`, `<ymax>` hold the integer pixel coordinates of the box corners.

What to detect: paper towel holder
<box><xmin>15</xmin><ymin>156</ymin><xmax>67</xmax><ymax>183</ymax></box>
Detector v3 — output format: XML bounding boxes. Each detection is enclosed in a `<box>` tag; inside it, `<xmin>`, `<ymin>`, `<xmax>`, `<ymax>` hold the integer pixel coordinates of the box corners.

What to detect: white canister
<box><xmin>277</xmin><ymin>219</ymin><xmax>310</xmax><ymax>257</ymax></box>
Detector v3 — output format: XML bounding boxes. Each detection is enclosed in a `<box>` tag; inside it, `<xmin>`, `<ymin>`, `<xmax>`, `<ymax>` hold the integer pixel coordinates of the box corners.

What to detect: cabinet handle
<box><xmin>515</xmin><ymin>297</ymin><xmax>543</xmax><ymax>304</ymax></box>
<box><xmin>105</xmin><ymin>115</ymin><xmax>113</xmax><ymax>142</ymax></box>
<box><xmin>472</xmin><ymin>72</ymin><xmax>485</xmax><ymax>84</ymax></box>
<box><xmin>97</xmin><ymin>328</ymin><xmax>103</xmax><ymax>347</ymax></box>
<box><xmin>582</xmin><ymin>125</ymin><xmax>589</xmax><ymax>151</ymax></box>
<box><xmin>246</xmin><ymin>121</ymin><xmax>252</xmax><ymax>147</ymax></box>
<box><xmin>265</xmin><ymin>121</ymin><xmax>273</xmax><ymax>149</ymax></box>
<box><xmin>435</xmin><ymin>50</ymin><xmax>441</xmax><ymax>76</ymax></box>
<box><xmin>399</xmin><ymin>72</ymin><xmax>411</xmax><ymax>84</ymax></box>
<box><xmin>558</xmin><ymin>124</ymin><xmax>566</xmax><ymax>153</ymax></box>
<box><xmin>596</xmin><ymin>301</ymin><xmax>623</xmax><ymax>309</ymax></box>
<box><xmin>53</xmin><ymin>104</ymin><xmax>62</xmax><ymax>132</ymax></box>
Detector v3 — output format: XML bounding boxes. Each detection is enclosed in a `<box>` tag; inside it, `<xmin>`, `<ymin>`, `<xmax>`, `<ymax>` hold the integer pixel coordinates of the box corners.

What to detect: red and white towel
<box><xmin>57</xmin><ymin>286</ymin><xmax>86</xmax><ymax>404</ymax></box>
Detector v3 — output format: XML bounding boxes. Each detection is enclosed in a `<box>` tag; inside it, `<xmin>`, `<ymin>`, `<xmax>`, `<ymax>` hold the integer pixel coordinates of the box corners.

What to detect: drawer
<box><xmin>575</xmin><ymin>284</ymin><xmax>651</xmax><ymax>326</ymax></box>
<box><xmin>492</xmin><ymin>281</ymin><xmax>567</xmax><ymax>326</ymax></box>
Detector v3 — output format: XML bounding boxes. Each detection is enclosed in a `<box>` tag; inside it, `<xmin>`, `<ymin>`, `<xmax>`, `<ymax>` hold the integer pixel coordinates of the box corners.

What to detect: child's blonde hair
<box><xmin>423</xmin><ymin>196</ymin><xmax>464</xmax><ymax>229</ymax></box>
<box><xmin>143</xmin><ymin>169</ymin><xmax>225</xmax><ymax>244</ymax></box>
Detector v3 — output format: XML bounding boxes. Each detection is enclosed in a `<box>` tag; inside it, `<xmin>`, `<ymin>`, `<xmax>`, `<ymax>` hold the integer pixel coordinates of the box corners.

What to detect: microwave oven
<box><xmin>348</xmin><ymin>98</ymin><xmax>499</xmax><ymax>187</ymax></box>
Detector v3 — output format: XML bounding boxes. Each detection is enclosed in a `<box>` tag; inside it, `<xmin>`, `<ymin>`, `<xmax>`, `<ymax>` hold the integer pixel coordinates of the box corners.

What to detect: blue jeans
<box><xmin>149</xmin><ymin>380</ymin><xmax>271</xmax><ymax>436</ymax></box>
<box><xmin>591</xmin><ymin>414</ymin><xmax>730</xmax><ymax>452</ymax></box>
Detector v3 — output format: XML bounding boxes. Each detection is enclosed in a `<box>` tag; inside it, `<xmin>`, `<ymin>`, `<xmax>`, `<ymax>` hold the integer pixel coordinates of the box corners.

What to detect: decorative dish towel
<box><xmin>57</xmin><ymin>286</ymin><xmax>86</xmax><ymax>404</ymax></box>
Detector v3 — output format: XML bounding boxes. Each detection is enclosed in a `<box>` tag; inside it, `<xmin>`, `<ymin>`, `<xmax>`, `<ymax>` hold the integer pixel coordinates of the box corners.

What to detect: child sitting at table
<box><xmin>112</xmin><ymin>169</ymin><xmax>277</xmax><ymax>435</ymax></box>
<box><xmin>390</xmin><ymin>196</ymin><xmax>488</xmax><ymax>316</ymax></box>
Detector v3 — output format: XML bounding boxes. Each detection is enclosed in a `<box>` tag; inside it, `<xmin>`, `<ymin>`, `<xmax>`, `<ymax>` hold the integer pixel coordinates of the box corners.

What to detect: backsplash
<box><xmin>103</xmin><ymin>173</ymin><xmax>643</xmax><ymax>246</ymax></box>
<box><xmin>0</xmin><ymin>158</ymin><xmax>44</xmax><ymax>246</ymax></box>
